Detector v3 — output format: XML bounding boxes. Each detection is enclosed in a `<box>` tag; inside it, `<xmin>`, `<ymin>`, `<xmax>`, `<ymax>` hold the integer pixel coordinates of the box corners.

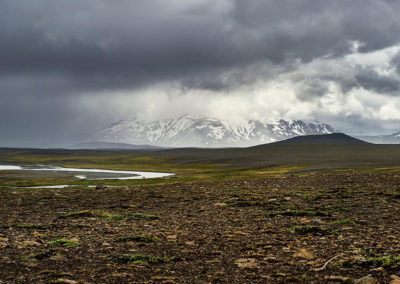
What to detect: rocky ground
<box><xmin>1</xmin><ymin>171</ymin><xmax>400</xmax><ymax>283</ymax></box>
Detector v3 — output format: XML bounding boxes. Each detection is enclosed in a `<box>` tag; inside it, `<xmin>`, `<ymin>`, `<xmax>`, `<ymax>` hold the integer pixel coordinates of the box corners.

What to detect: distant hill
<box><xmin>263</xmin><ymin>133</ymin><xmax>371</xmax><ymax>146</ymax></box>
<box><xmin>153</xmin><ymin>132</ymin><xmax>392</xmax><ymax>172</ymax></box>
<box><xmin>69</xmin><ymin>141</ymin><xmax>162</xmax><ymax>150</ymax></box>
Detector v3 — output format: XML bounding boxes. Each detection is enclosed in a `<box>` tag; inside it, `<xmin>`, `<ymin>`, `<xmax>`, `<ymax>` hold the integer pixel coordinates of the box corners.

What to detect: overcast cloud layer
<box><xmin>1</xmin><ymin>0</ymin><xmax>400</xmax><ymax>146</ymax></box>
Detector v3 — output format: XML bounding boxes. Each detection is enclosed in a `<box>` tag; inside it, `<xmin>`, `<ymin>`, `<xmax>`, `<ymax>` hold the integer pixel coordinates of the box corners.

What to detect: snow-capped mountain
<box><xmin>92</xmin><ymin>115</ymin><xmax>335</xmax><ymax>148</ymax></box>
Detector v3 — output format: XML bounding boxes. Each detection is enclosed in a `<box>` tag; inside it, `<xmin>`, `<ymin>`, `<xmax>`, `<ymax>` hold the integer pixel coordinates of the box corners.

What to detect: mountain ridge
<box><xmin>92</xmin><ymin>115</ymin><xmax>336</xmax><ymax>148</ymax></box>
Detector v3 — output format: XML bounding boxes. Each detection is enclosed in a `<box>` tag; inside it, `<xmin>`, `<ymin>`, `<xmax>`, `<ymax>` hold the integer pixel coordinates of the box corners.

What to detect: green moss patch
<box><xmin>119</xmin><ymin>254</ymin><xmax>175</xmax><ymax>265</ymax></box>
<box><xmin>47</xmin><ymin>239</ymin><xmax>79</xmax><ymax>247</ymax></box>
<box><xmin>328</xmin><ymin>219</ymin><xmax>357</xmax><ymax>225</ymax></box>
<box><xmin>365</xmin><ymin>255</ymin><xmax>400</xmax><ymax>267</ymax></box>
<box><xmin>285</xmin><ymin>225</ymin><xmax>334</xmax><ymax>235</ymax></box>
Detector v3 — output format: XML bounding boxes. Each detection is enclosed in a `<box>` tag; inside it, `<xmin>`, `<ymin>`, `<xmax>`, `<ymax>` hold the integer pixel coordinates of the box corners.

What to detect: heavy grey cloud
<box><xmin>355</xmin><ymin>68</ymin><xmax>400</xmax><ymax>94</ymax></box>
<box><xmin>2</xmin><ymin>0</ymin><xmax>400</xmax><ymax>146</ymax></box>
<box><xmin>2</xmin><ymin>0</ymin><xmax>400</xmax><ymax>88</ymax></box>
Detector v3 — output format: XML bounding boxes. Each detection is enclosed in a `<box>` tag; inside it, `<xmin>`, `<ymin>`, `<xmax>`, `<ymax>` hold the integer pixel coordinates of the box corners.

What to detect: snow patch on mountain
<box><xmin>93</xmin><ymin>115</ymin><xmax>335</xmax><ymax>147</ymax></box>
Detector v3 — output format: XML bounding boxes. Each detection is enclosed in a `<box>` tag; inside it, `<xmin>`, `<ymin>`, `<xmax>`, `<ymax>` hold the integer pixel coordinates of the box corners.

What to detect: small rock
<box><xmin>264</xmin><ymin>256</ymin><xmax>278</xmax><ymax>263</ymax></box>
<box><xmin>370</xmin><ymin>266</ymin><xmax>385</xmax><ymax>273</ymax></box>
<box><xmin>205</xmin><ymin>259</ymin><xmax>220</xmax><ymax>264</ymax></box>
<box><xmin>0</xmin><ymin>242</ymin><xmax>9</xmax><ymax>249</ymax></box>
<box><xmin>185</xmin><ymin>241</ymin><xmax>195</xmax><ymax>246</ymax></box>
<box><xmin>299</xmin><ymin>217</ymin><xmax>311</xmax><ymax>224</ymax></box>
<box><xmin>54</xmin><ymin>279</ymin><xmax>78</xmax><ymax>284</ymax></box>
<box><xmin>26</xmin><ymin>262</ymin><xmax>39</xmax><ymax>268</ymax></box>
<box><xmin>353</xmin><ymin>255</ymin><xmax>367</xmax><ymax>262</ymax></box>
<box><xmin>354</xmin><ymin>276</ymin><xmax>379</xmax><ymax>284</ymax></box>
<box><xmin>293</xmin><ymin>248</ymin><xmax>315</xmax><ymax>259</ymax></box>
<box><xmin>391</xmin><ymin>275</ymin><xmax>400</xmax><ymax>281</ymax></box>
<box><xmin>235</xmin><ymin>258</ymin><xmax>258</xmax><ymax>268</ymax></box>
<box><xmin>111</xmin><ymin>273</ymin><xmax>129</xmax><ymax>277</ymax></box>
<box><xmin>233</xmin><ymin>231</ymin><xmax>248</xmax><ymax>236</ymax></box>
<box><xmin>325</xmin><ymin>275</ymin><xmax>351</xmax><ymax>282</ymax></box>
<box><xmin>167</xmin><ymin>235</ymin><xmax>177</xmax><ymax>241</ymax></box>
<box><xmin>213</xmin><ymin>203</ymin><xmax>227</xmax><ymax>207</ymax></box>
<box><xmin>49</xmin><ymin>255</ymin><xmax>65</xmax><ymax>261</ymax></box>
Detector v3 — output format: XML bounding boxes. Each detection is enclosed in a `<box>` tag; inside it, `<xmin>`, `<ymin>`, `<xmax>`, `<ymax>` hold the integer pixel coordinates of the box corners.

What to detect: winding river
<box><xmin>0</xmin><ymin>164</ymin><xmax>174</xmax><ymax>180</ymax></box>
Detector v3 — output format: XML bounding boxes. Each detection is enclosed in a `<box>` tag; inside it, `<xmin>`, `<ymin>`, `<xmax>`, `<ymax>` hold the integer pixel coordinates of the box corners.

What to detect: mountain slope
<box><xmin>93</xmin><ymin>115</ymin><xmax>335</xmax><ymax>148</ymax></box>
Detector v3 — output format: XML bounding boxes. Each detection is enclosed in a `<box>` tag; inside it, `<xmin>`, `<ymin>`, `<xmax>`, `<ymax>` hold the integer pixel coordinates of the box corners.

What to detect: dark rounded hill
<box><xmin>261</xmin><ymin>133</ymin><xmax>371</xmax><ymax>147</ymax></box>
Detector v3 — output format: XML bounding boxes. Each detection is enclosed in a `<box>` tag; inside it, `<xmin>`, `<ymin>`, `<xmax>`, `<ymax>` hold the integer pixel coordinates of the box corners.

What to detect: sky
<box><xmin>2</xmin><ymin>0</ymin><xmax>400</xmax><ymax>147</ymax></box>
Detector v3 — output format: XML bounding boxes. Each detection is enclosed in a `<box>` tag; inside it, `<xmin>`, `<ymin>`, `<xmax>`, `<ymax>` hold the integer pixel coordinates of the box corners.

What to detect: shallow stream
<box><xmin>0</xmin><ymin>164</ymin><xmax>174</xmax><ymax>189</ymax></box>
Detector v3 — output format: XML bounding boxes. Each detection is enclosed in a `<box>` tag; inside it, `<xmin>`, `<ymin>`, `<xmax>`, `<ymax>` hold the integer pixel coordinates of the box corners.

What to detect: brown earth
<box><xmin>1</xmin><ymin>171</ymin><xmax>400</xmax><ymax>283</ymax></box>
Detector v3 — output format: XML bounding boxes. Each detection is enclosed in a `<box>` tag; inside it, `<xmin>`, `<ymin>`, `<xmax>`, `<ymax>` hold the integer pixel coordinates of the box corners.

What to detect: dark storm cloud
<box><xmin>355</xmin><ymin>68</ymin><xmax>400</xmax><ymax>94</ymax></box>
<box><xmin>392</xmin><ymin>52</ymin><xmax>400</xmax><ymax>75</ymax></box>
<box><xmin>0</xmin><ymin>0</ymin><xmax>234</xmax><ymax>90</ymax></box>
<box><xmin>1</xmin><ymin>0</ymin><xmax>400</xmax><ymax>91</ymax></box>
<box><xmin>291</xmin><ymin>64</ymin><xmax>400</xmax><ymax>101</ymax></box>
<box><xmin>2</xmin><ymin>0</ymin><xmax>400</xmax><ymax>146</ymax></box>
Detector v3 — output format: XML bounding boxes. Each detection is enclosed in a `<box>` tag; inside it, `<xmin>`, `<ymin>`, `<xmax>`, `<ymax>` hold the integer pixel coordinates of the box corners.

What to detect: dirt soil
<box><xmin>1</xmin><ymin>171</ymin><xmax>400</xmax><ymax>283</ymax></box>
